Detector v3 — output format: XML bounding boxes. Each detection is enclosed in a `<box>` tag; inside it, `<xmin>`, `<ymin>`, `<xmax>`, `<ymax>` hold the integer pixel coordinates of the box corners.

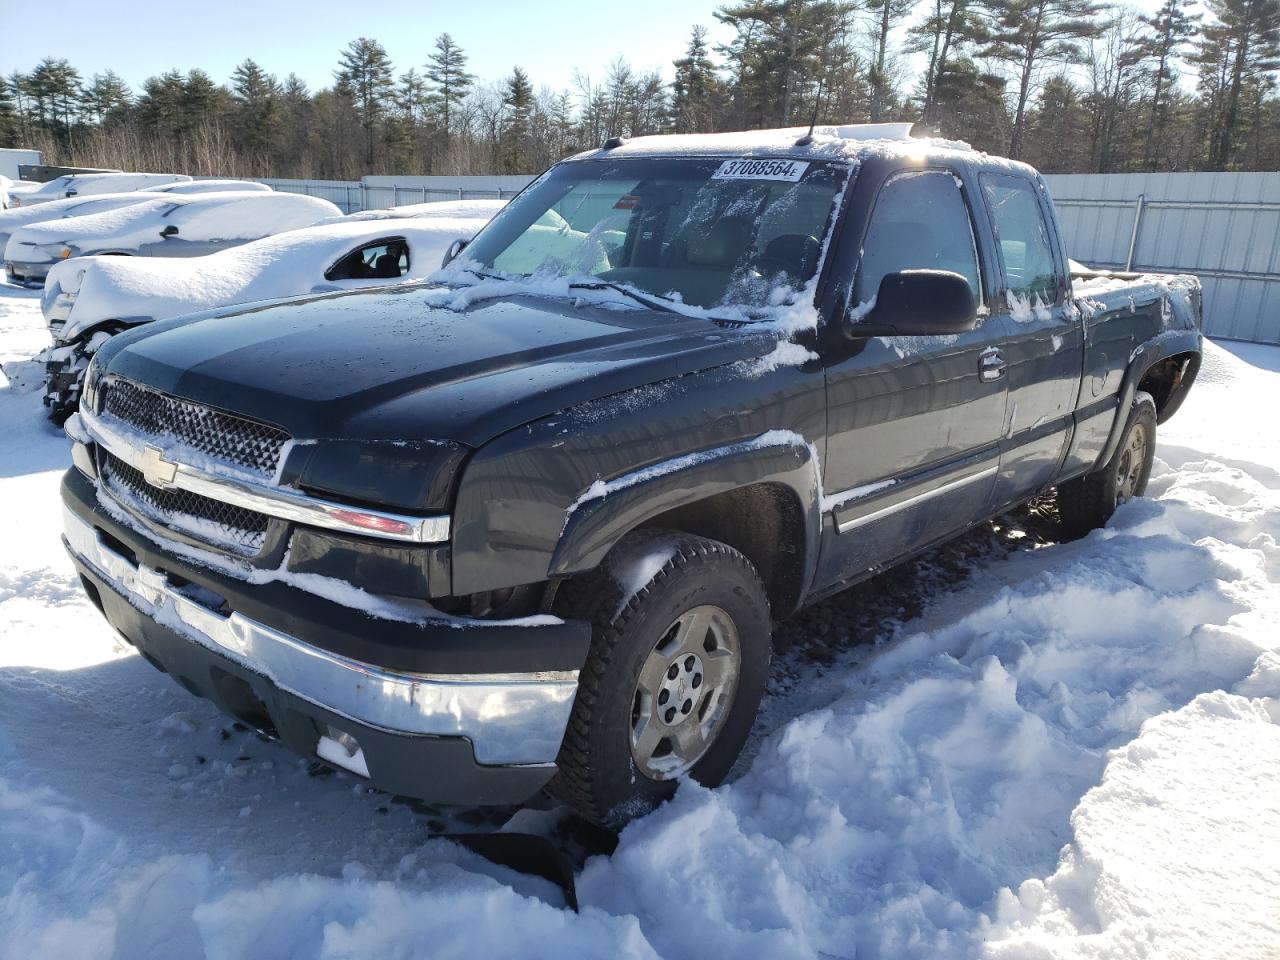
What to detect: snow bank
<box><xmin>2</xmin><ymin>280</ymin><xmax>1278</xmax><ymax>960</ymax></box>
<box><xmin>580</xmin><ymin>424</ymin><xmax>1280</xmax><ymax>957</ymax></box>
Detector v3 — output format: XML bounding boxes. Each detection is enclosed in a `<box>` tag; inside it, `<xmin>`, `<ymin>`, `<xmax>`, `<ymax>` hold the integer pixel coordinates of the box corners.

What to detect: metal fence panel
<box><xmin>254</xmin><ymin>177</ymin><xmax>363</xmax><ymax>213</ymax></box>
<box><xmin>1044</xmin><ymin>171</ymin><xmax>1280</xmax><ymax>344</ymax></box>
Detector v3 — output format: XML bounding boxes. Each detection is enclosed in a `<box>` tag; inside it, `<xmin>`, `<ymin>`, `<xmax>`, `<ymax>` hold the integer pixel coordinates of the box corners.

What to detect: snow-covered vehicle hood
<box><xmin>96</xmin><ymin>283</ymin><xmax>773</xmax><ymax>447</ymax></box>
<box><xmin>147</xmin><ymin>179</ymin><xmax>272</xmax><ymax>195</ymax></box>
<box><xmin>314</xmin><ymin>198</ymin><xmax>509</xmax><ymax>226</ymax></box>
<box><xmin>45</xmin><ymin>216</ymin><xmax>492</xmax><ymax>341</ymax></box>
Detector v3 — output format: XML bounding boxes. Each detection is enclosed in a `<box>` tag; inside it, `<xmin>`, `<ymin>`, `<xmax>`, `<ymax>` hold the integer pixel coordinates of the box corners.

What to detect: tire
<box><xmin>1056</xmin><ymin>392</ymin><xmax>1157</xmax><ymax>540</ymax></box>
<box><xmin>551</xmin><ymin>529</ymin><xmax>772</xmax><ymax>827</ymax></box>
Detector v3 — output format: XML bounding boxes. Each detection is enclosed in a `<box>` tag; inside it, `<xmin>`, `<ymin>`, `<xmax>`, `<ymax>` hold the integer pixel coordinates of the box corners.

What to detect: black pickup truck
<box><xmin>60</xmin><ymin>125</ymin><xmax>1202</xmax><ymax>826</ymax></box>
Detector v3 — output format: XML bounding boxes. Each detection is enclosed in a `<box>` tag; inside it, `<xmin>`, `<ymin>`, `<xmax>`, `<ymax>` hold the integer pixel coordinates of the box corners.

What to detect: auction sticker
<box><xmin>711</xmin><ymin>159</ymin><xmax>809</xmax><ymax>182</ymax></box>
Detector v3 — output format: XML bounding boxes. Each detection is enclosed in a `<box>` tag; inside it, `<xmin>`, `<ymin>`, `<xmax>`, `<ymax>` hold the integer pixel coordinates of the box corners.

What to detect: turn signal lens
<box><xmin>326</xmin><ymin>508</ymin><xmax>414</xmax><ymax>537</ymax></box>
<box><xmin>60</xmin><ymin>248</ymin><xmax>72</xmax><ymax>259</ymax></box>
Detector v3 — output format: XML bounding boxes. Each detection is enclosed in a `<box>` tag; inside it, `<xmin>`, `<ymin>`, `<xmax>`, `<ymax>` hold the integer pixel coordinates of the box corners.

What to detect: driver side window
<box><xmin>325</xmin><ymin>239</ymin><xmax>410</xmax><ymax>281</ymax></box>
<box><xmin>853</xmin><ymin>170</ymin><xmax>982</xmax><ymax>308</ymax></box>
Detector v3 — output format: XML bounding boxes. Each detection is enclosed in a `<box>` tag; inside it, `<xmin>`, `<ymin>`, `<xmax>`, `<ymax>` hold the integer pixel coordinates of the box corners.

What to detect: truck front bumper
<box><xmin>61</xmin><ymin>472</ymin><xmax>588</xmax><ymax>805</ymax></box>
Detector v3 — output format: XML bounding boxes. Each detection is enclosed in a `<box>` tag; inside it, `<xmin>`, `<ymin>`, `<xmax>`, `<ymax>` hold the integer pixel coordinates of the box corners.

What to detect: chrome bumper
<box><xmin>63</xmin><ymin>506</ymin><xmax>579</xmax><ymax>766</ymax></box>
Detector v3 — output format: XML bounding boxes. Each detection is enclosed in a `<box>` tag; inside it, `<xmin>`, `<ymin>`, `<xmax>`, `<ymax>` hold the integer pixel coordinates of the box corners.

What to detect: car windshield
<box><xmin>456</xmin><ymin>156</ymin><xmax>849</xmax><ymax>315</ymax></box>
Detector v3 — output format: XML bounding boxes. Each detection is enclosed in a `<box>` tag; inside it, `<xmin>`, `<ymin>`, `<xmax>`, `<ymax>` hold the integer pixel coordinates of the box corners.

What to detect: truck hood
<box><xmin>100</xmin><ymin>283</ymin><xmax>775</xmax><ymax>447</ymax></box>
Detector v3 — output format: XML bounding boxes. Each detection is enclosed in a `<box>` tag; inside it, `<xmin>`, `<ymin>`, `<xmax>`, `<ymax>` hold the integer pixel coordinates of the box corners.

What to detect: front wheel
<box><xmin>552</xmin><ymin>530</ymin><xmax>772</xmax><ymax>827</ymax></box>
<box><xmin>1056</xmin><ymin>392</ymin><xmax>1157</xmax><ymax>539</ymax></box>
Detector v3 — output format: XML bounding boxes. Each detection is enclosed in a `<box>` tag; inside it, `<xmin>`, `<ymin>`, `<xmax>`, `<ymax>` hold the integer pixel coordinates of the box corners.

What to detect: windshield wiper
<box><xmin>567</xmin><ymin>281</ymin><xmax>683</xmax><ymax>316</ymax></box>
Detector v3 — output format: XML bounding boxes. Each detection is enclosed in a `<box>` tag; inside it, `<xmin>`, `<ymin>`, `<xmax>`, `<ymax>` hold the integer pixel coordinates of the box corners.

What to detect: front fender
<box><xmin>549</xmin><ymin>433</ymin><xmax>822</xmax><ymax>581</ymax></box>
<box><xmin>449</xmin><ymin>356</ymin><xmax>828</xmax><ymax>599</ymax></box>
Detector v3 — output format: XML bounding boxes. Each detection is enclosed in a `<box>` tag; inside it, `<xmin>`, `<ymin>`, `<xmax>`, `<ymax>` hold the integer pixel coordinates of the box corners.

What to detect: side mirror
<box><xmin>441</xmin><ymin>237</ymin><xmax>468</xmax><ymax>268</ymax></box>
<box><xmin>847</xmin><ymin>270</ymin><xmax>977</xmax><ymax>337</ymax></box>
<box><xmin>160</xmin><ymin>224</ymin><xmax>179</xmax><ymax>238</ymax></box>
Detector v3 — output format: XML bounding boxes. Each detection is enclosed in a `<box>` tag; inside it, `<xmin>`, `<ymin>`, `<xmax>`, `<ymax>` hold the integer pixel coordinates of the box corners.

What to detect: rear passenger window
<box><xmin>854</xmin><ymin>170</ymin><xmax>982</xmax><ymax>307</ymax></box>
<box><xmin>981</xmin><ymin>175</ymin><xmax>1060</xmax><ymax>304</ymax></box>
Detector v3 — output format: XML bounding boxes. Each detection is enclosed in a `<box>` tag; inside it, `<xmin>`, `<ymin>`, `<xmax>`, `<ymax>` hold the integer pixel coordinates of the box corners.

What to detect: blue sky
<box><xmin>5</xmin><ymin>0</ymin><xmax>1185</xmax><ymax>102</ymax></box>
<box><xmin>4</xmin><ymin>0</ymin><xmax>736</xmax><ymax>94</ymax></box>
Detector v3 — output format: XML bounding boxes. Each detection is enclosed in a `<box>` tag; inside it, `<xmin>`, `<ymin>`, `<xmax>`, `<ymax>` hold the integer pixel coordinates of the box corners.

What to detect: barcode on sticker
<box><xmin>712</xmin><ymin>159</ymin><xmax>809</xmax><ymax>182</ymax></box>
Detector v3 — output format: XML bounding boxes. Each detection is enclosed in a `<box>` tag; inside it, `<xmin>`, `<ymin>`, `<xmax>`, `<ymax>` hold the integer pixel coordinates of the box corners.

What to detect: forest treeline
<box><xmin>3</xmin><ymin>0</ymin><xmax>1278</xmax><ymax>178</ymax></box>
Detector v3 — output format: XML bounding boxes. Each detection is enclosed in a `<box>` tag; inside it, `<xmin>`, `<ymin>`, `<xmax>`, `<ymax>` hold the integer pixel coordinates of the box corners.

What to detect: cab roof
<box><xmin>568</xmin><ymin>121</ymin><xmax>1033</xmax><ymax>175</ymax></box>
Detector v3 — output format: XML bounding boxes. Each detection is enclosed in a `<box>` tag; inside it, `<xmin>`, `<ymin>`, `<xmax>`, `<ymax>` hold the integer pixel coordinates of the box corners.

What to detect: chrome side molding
<box><xmin>833</xmin><ymin>464</ymin><xmax>998</xmax><ymax>534</ymax></box>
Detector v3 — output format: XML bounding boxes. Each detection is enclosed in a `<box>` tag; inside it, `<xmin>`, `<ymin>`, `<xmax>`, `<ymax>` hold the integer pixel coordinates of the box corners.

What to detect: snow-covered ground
<box><xmin>1</xmin><ymin>283</ymin><xmax>1277</xmax><ymax>959</ymax></box>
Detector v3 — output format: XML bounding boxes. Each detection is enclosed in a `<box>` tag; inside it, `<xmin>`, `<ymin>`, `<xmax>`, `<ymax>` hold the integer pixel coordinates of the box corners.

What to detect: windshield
<box><xmin>458</xmin><ymin>156</ymin><xmax>849</xmax><ymax>313</ymax></box>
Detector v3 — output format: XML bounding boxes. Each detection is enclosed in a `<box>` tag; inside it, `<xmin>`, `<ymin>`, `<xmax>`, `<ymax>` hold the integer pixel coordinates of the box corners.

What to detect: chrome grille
<box><xmin>102</xmin><ymin>378</ymin><xmax>289</xmax><ymax>476</ymax></box>
<box><xmin>100</xmin><ymin>450</ymin><xmax>270</xmax><ymax>555</ymax></box>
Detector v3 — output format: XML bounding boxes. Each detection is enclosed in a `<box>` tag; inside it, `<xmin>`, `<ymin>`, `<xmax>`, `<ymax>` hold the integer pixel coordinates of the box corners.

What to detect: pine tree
<box><xmin>499</xmin><ymin>66</ymin><xmax>534</xmax><ymax>172</ymax></box>
<box><xmin>672</xmin><ymin>26</ymin><xmax>721</xmax><ymax>132</ymax></box>
<box><xmin>0</xmin><ymin>78</ymin><xmax>19</xmax><ymax>146</ymax></box>
<box><xmin>978</xmin><ymin>0</ymin><xmax>1108</xmax><ymax>159</ymax></box>
<box><xmin>866</xmin><ymin>0</ymin><xmax>917</xmax><ymax>120</ymax></box>
<box><xmin>425</xmin><ymin>33</ymin><xmax>475</xmax><ymax>139</ymax></box>
<box><xmin>1024</xmin><ymin>74</ymin><xmax>1093</xmax><ymax>169</ymax></box>
<box><xmin>715</xmin><ymin>0</ymin><xmax>857</xmax><ymax>128</ymax></box>
<box><xmin>1200</xmin><ymin>0</ymin><xmax>1280</xmax><ymax>168</ymax></box>
<box><xmin>335</xmin><ymin>37</ymin><xmax>396</xmax><ymax>166</ymax></box>
<box><xmin>931</xmin><ymin>57</ymin><xmax>1010</xmax><ymax>150</ymax></box>
<box><xmin>83</xmin><ymin>71</ymin><xmax>132</xmax><ymax>125</ymax></box>
<box><xmin>136</xmin><ymin>70</ymin><xmax>187</xmax><ymax>137</ymax></box>
<box><xmin>1084</xmin><ymin>15</ymin><xmax>1150</xmax><ymax>172</ymax></box>
<box><xmin>232</xmin><ymin>59</ymin><xmax>282</xmax><ymax>156</ymax></box>
<box><xmin>1138</xmin><ymin>0</ymin><xmax>1200</xmax><ymax>168</ymax></box>
<box><xmin>907</xmin><ymin>0</ymin><xmax>986</xmax><ymax>123</ymax></box>
<box><xmin>26</xmin><ymin>58</ymin><xmax>82</xmax><ymax>140</ymax></box>
<box><xmin>181</xmin><ymin>69</ymin><xmax>232</xmax><ymax>135</ymax></box>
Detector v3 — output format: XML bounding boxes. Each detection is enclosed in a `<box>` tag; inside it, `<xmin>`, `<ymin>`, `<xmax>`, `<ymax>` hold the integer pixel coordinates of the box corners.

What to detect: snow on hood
<box><xmin>0</xmin><ymin>192</ymin><xmax>163</xmax><ymax>235</ymax></box>
<box><xmin>318</xmin><ymin>198</ymin><xmax>509</xmax><ymax>226</ymax></box>
<box><xmin>149</xmin><ymin>180</ymin><xmax>273</xmax><ymax>195</ymax></box>
<box><xmin>49</xmin><ymin>216</ymin><xmax>492</xmax><ymax>337</ymax></box>
<box><xmin>7</xmin><ymin>196</ymin><xmax>182</xmax><ymax>251</ymax></box>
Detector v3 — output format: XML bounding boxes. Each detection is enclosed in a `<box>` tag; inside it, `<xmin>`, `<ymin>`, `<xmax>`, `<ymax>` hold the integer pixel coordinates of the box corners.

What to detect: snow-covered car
<box><xmin>2</xmin><ymin>179</ymin><xmax>44</xmax><ymax>209</ymax></box>
<box><xmin>146</xmin><ymin>179</ymin><xmax>273</xmax><ymax>195</ymax></box>
<box><xmin>5</xmin><ymin>191</ymin><xmax>341</xmax><ymax>285</ymax></box>
<box><xmin>10</xmin><ymin>171</ymin><xmax>191</xmax><ymax>207</ymax></box>
<box><xmin>0</xmin><ymin>192</ymin><xmax>181</xmax><ymax>267</ymax></box>
<box><xmin>41</xmin><ymin>214</ymin><xmax>491</xmax><ymax>420</ymax></box>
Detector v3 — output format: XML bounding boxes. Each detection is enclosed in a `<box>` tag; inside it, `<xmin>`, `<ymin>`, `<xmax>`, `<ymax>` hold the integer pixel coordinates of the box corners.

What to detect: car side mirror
<box><xmin>846</xmin><ymin>270</ymin><xmax>977</xmax><ymax>338</ymax></box>
<box><xmin>159</xmin><ymin>224</ymin><xmax>179</xmax><ymax>238</ymax></box>
<box><xmin>441</xmin><ymin>238</ymin><xmax>468</xmax><ymax>268</ymax></box>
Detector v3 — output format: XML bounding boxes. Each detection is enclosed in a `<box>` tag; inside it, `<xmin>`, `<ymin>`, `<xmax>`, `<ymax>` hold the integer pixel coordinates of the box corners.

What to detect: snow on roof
<box><xmin>571</xmin><ymin>122</ymin><xmax>981</xmax><ymax>164</ymax></box>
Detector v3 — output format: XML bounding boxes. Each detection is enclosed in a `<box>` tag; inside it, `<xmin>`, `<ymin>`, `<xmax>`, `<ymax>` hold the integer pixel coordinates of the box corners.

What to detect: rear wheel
<box><xmin>1056</xmin><ymin>392</ymin><xmax>1157</xmax><ymax>539</ymax></box>
<box><xmin>552</xmin><ymin>530</ymin><xmax>771</xmax><ymax>827</ymax></box>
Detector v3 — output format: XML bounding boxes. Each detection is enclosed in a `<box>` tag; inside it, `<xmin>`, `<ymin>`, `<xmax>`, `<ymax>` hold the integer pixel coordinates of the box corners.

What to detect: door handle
<box><xmin>979</xmin><ymin>348</ymin><xmax>1006</xmax><ymax>382</ymax></box>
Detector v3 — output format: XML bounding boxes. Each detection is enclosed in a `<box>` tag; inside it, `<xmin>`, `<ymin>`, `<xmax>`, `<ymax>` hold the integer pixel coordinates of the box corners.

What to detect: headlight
<box><xmin>42</xmin><ymin>272</ymin><xmax>81</xmax><ymax>325</ymax></box>
<box><xmin>81</xmin><ymin>355</ymin><xmax>102</xmax><ymax>412</ymax></box>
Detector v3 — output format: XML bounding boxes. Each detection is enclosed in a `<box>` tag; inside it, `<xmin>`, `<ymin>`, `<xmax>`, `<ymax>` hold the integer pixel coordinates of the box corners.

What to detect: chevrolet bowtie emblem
<box><xmin>139</xmin><ymin>445</ymin><xmax>178</xmax><ymax>489</ymax></box>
